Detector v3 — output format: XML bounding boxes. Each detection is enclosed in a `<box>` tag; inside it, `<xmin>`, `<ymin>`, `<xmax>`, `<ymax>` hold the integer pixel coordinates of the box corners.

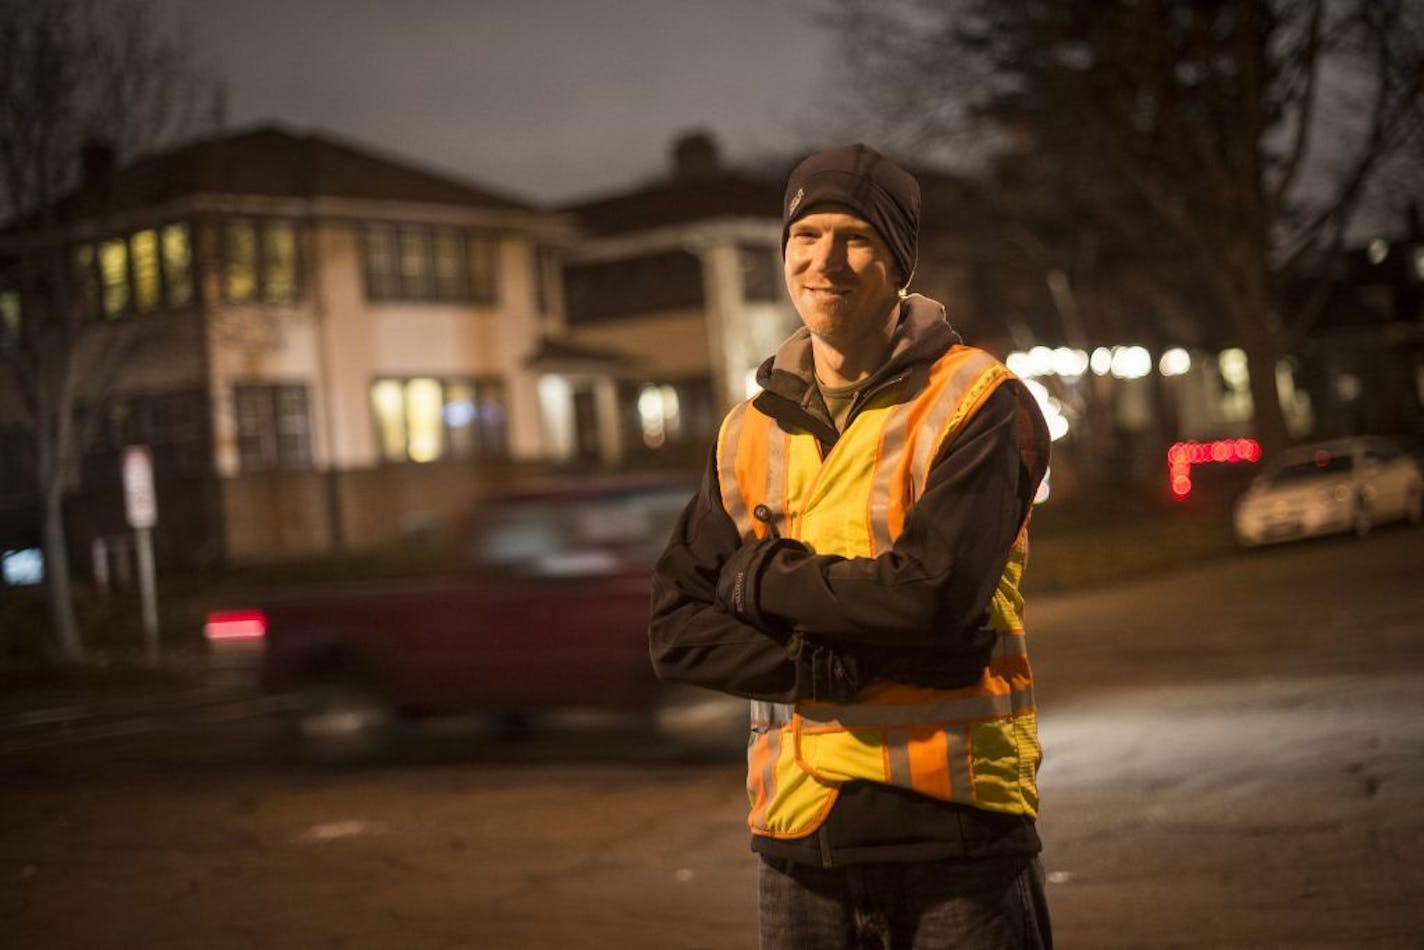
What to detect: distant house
<box><xmin>551</xmin><ymin>133</ymin><xmax>801</xmax><ymax>467</ymax></box>
<box><xmin>0</xmin><ymin>125</ymin><xmax>575</xmax><ymax>569</ymax></box>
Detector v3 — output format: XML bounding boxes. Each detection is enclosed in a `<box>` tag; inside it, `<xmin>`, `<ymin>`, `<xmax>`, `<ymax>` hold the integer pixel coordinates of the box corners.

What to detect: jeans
<box><xmin>758</xmin><ymin>854</ymin><xmax>1052</xmax><ymax>950</ymax></box>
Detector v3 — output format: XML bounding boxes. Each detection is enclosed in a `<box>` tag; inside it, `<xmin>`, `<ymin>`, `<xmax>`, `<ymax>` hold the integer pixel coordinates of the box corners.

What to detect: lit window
<box><xmin>224</xmin><ymin>220</ymin><xmax>258</xmax><ymax>303</ymax></box>
<box><xmin>443</xmin><ymin>381</ymin><xmax>477</xmax><ymax>458</ymax></box>
<box><xmin>99</xmin><ymin>237</ymin><xmax>129</xmax><ymax>317</ymax></box>
<box><xmin>0</xmin><ymin>291</ymin><xmax>19</xmax><ymax>338</ymax></box>
<box><xmin>405</xmin><ymin>378</ymin><xmax>444</xmax><ymax>463</ymax></box>
<box><xmin>398</xmin><ymin>228</ymin><xmax>432</xmax><ymax>299</ymax></box>
<box><xmin>636</xmin><ymin>384</ymin><xmax>684</xmax><ymax>449</ymax></box>
<box><xmin>371</xmin><ymin>377</ymin><xmax>507</xmax><ymax>463</ymax></box>
<box><xmin>263</xmin><ymin>222</ymin><xmax>298</xmax><ymax>304</ymax></box>
<box><xmin>162</xmin><ymin>224</ymin><xmax>192</xmax><ymax>307</ymax></box>
<box><xmin>371</xmin><ymin>380</ymin><xmax>407</xmax><ymax>460</ymax></box>
<box><xmin>130</xmin><ymin>229</ymin><xmax>161</xmax><ymax>313</ymax></box>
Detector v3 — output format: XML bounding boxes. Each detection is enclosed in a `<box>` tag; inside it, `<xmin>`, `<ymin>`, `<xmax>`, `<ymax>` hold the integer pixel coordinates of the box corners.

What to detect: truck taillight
<box><xmin>204</xmin><ymin>609</ymin><xmax>267</xmax><ymax>642</ymax></box>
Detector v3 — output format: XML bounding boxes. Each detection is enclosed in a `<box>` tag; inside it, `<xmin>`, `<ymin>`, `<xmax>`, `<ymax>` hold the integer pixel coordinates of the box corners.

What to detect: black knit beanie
<box><xmin>781</xmin><ymin>143</ymin><xmax>921</xmax><ymax>289</ymax></box>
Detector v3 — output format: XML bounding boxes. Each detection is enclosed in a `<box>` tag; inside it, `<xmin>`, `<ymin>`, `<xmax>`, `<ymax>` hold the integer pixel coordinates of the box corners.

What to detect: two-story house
<box><xmin>0</xmin><ymin>125</ymin><xmax>575</xmax><ymax>570</ymax></box>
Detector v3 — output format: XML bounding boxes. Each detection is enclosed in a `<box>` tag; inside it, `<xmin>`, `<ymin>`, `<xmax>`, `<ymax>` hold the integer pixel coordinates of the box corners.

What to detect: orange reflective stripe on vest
<box><xmin>716</xmin><ymin>344</ymin><xmax>1044</xmax><ymax>839</ymax></box>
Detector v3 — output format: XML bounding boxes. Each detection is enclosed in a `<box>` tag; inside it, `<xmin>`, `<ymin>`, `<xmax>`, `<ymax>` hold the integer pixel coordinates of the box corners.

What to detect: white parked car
<box><xmin>1233</xmin><ymin>436</ymin><xmax>1423</xmax><ymax>547</ymax></box>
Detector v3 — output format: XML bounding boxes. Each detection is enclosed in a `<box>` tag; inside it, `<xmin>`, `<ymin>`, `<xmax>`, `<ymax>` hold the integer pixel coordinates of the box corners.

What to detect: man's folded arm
<box><xmin>732</xmin><ymin>386</ymin><xmax>1037</xmax><ymax>650</ymax></box>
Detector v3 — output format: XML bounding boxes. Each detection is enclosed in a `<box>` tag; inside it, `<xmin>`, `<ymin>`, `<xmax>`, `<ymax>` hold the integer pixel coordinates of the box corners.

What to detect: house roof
<box><xmin>57</xmin><ymin>124</ymin><xmax>539</xmax><ymax>218</ymax></box>
<box><xmin>565</xmin><ymin>171</ymin><xmax>786</xmax><ymax>237</ymax></box>
<box><xmin>525</xmin><ymin>335</ymin><xmax>640</xmax><ymax>370</ymax></box>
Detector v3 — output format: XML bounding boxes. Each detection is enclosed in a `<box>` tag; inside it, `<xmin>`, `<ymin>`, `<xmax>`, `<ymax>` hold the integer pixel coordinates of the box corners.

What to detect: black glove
<box><xmin>786</xmin><ymin>633</ymin><xmax>864</xmax><ymax>702</ymax></box>
<box><xmin>856</xmin><ymin>627</ymin><xmax>997</xmax><ymax>690</ymax></box>
<box><xmin>715</xmin><ymin>536</ymin><xmax>806</xmax><ymax>634</ymax></box>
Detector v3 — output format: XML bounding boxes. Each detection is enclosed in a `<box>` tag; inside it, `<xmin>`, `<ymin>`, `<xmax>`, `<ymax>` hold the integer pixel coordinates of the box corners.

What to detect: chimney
<box><xmin>671</xmin><ymin>131</ymin><xmax>720</xmax><ymax>181</ymax></box>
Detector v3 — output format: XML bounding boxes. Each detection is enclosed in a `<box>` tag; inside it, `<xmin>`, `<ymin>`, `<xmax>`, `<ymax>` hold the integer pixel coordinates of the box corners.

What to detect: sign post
<box><xmin>122</xmin><ymin>445</ymin><xmax>160</xmax><ymax>663</ymax></box>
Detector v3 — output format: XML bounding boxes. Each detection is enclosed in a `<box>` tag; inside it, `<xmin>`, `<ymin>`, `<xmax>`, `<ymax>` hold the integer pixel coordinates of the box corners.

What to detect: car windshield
<box><xmin>474</xmin><ymin>486</ymin><xmax>690</xmax><ymax>577</ymax></box>
<box><xmin>1267</xmin><ymin>449</ymin><xmax>1353</xmax><ymax>484</ymax></box>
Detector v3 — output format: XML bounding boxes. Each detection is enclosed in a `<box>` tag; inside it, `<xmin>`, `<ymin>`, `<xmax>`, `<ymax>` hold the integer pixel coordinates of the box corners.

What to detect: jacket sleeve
<box><xmin>750</xmin><ymin>383</ymin><xmax>1045</xmax><ymax>650</ymax></box>
<box><xmin>648</xmin><ymin>446</ymin><xmax>865</xmax><ymax>703</ymax></box>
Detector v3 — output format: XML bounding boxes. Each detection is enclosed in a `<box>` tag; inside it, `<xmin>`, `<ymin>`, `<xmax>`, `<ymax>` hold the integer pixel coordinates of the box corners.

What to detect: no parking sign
<box><xmin>122</xmin><ymin>445</ymin><xmax>157</xmax><ymax>529</ymax></box>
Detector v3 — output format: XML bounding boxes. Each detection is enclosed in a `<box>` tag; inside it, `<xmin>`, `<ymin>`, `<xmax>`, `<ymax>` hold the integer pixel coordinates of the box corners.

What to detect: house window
<box><xmin>398</xmin><ymin>228</ymin><xmax>433</xmax><ymax>299</ymax></box>
<box><xmin>469</xmin><ymin>233</ymin><xmax>498</xmax><ymax>304</ymax></box>
<box><xmin>223</xmin><ymin>218</ymin><xmax>300</xmax><ymax>305</ymax></box>
<box><xmin>370</xmin><ymin>376</ymin><xmax>506</xmax><ymax>463</ymax></box>
<box><xmin>362</xmin><ymin>224</ymin><xmax>485</xmax><ymax>303</ymax></box>
<box><xmin>432</xmin><ymin>229</ymin><xmax>469</xmax><ymax>300</ymax></box>
<box><xmin>363</xmin><ymin>226</ymin><xmax>400</xmax><ymax>299</ymax></box>
<box><xmin>99</xmin><ymin>237</ymin><xmax>129</xmax><ymax>318</ymax></box>
<box><xmin>70</xmin><ymin>221</ymin><xmax>190</xmax><ymax>320</ymax></box>
<box><xmin>130</xmin><ymin>229</ymin><xmax>161</xmax><ymax>313</ymax></box>
<box><xmin>162</xmin><ymin>223</ymin><xmax>193</xmax><ymax>307</ymax></box>
<box><xmin>262</xmin><ymin>222</ymin><xmax>298</xmax><ymax>304</ymax></box>
<box><xmin>533</xmin><ymin>245</ymin><xmax>558</xmax><ymax>315</ymax></box>
<box><xmin>233</xmin><ymin>383</ymin><xmax>312</xmax><ymax>471</ymax></box>
<box><xmin>564</xmin><ymin>250</ymin><xmax>704</xmax><ymax>324</ymax></box>
<box><xmin>224</xmin><ymin>220</ymin><xmax>259</xmax><ymax>303</ymax></box>
<box><xmin>619</xmin><ymin>377</ymin><xmax>716</xmax><ymax>453</ymax></box>
<box><xmin>0</xmin><ymin>291</ymin><xmax>19</xmax><ymax>339</ymax></box>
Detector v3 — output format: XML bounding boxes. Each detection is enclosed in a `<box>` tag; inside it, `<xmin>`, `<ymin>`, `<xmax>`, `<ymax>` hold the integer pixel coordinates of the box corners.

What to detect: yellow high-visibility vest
<box><xmin>717</xmin><ymin>345</ymin><xmax>1044</xmax><ymax>839</ymax></box>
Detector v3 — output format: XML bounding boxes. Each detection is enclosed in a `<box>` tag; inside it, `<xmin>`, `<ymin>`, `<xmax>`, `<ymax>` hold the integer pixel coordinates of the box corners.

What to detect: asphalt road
<box><xmin>1</xmin><ymin>525</ymin><xmax>1421</xmax><ymax>949</ymax></box>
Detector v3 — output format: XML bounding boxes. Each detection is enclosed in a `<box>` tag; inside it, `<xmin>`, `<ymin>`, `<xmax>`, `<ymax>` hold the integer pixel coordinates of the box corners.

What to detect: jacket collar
<box><xmin>751</xmin><ymin>294</ymin><xmax>963</xmax><ymax>443</ymax></box>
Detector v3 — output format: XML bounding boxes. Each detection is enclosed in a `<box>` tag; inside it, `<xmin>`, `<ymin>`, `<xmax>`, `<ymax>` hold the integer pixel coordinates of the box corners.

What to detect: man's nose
<box><xmin>811</xmin><ymin>235</ymin><xmax>847</xmax><ymax>273</ymax></box>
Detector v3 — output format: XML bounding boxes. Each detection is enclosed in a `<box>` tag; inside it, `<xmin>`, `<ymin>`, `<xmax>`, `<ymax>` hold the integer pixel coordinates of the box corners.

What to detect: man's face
<box><xmin>783</xmin><ymin>209</ymin><xmax>900</xmax><ymax>352</ymax></box>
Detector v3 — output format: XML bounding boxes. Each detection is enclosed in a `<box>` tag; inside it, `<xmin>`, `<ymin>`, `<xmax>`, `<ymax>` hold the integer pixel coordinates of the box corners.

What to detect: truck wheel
<box><xmin>290</xmin><ymin>681</ymin><xmax>396</xmax><ymax>765</ymax></box>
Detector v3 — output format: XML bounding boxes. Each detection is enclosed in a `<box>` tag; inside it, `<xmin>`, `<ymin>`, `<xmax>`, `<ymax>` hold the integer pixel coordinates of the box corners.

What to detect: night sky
<box><xmin>152</xmin><ymin>0</ymin><xmax>845</xmax><ymax>206</ymax></box>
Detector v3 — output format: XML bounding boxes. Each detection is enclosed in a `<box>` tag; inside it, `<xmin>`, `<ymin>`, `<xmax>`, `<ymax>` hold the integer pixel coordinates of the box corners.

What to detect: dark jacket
<box><xmin>648</xmin><ymin>294</ymin><xmax>1048</xmax><ymax>866</ymax></box>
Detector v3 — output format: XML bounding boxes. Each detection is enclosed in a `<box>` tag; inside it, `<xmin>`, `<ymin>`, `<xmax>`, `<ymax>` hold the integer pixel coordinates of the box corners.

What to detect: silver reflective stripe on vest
<box><xmin>886</xmin><ymin>729</ymin><xmax>913</xmax><ymax>786</ymax></box>
<box><xmin>764</xmin><ymin>426</ymin><xmax>789</xmax><ymax>538</ymax></box>
<box><xmin>797</xmin><ymin>688</ymin><xmax>1034</xmax><ymax>728</ymax></box>
<box><xmin>868</xmin><ymin>381</ymin><xmax>913</xmax><ymax>555</ymax></box>
<box><xmin>909</xmin><ymin>351</ymin><xmax>999</xmax><ymax>496</ymax></box>
<box><xmin>993</xmin><ymin>632</ymin><xmax>1028</xmax><ymax>657</ymax></box>
<box><xmin>751</xmin><ymin>700</ymin><xmax>794</xmax><ymax>727</ymax></box>
<box><xmin>719</xmin><ymin>402</ymin><xmax>753</xmax><ymax>538</ymax></box>
<box><xmin>946</xmin><ymin>726</ymin><xmax>974</xmax><ymax>796</ymax></box>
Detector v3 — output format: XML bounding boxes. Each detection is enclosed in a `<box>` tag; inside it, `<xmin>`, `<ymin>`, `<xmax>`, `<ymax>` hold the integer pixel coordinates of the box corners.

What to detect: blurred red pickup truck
<box><xmin>205</xmin><ymin>475</ymin><xmax>740</xmax><ymax>761</ymax></box>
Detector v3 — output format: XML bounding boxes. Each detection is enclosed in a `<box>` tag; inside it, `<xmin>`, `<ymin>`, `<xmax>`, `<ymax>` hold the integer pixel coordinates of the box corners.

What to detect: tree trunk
<box><xmin>42</xmin><ymin>485</ymin><xmax>83</xmax><ymax>663</ymax></box>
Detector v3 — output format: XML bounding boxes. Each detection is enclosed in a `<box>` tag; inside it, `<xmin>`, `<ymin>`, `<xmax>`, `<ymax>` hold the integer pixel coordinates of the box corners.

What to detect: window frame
<box><xmin>362</xmin><ymin>222</ymin><xmax>492</xmax><ymax>304</ymax></box>
<box><xmin>232</xmin><ymin>381</ymin><xmax>314</xmax><ymax>472</ymax></box>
